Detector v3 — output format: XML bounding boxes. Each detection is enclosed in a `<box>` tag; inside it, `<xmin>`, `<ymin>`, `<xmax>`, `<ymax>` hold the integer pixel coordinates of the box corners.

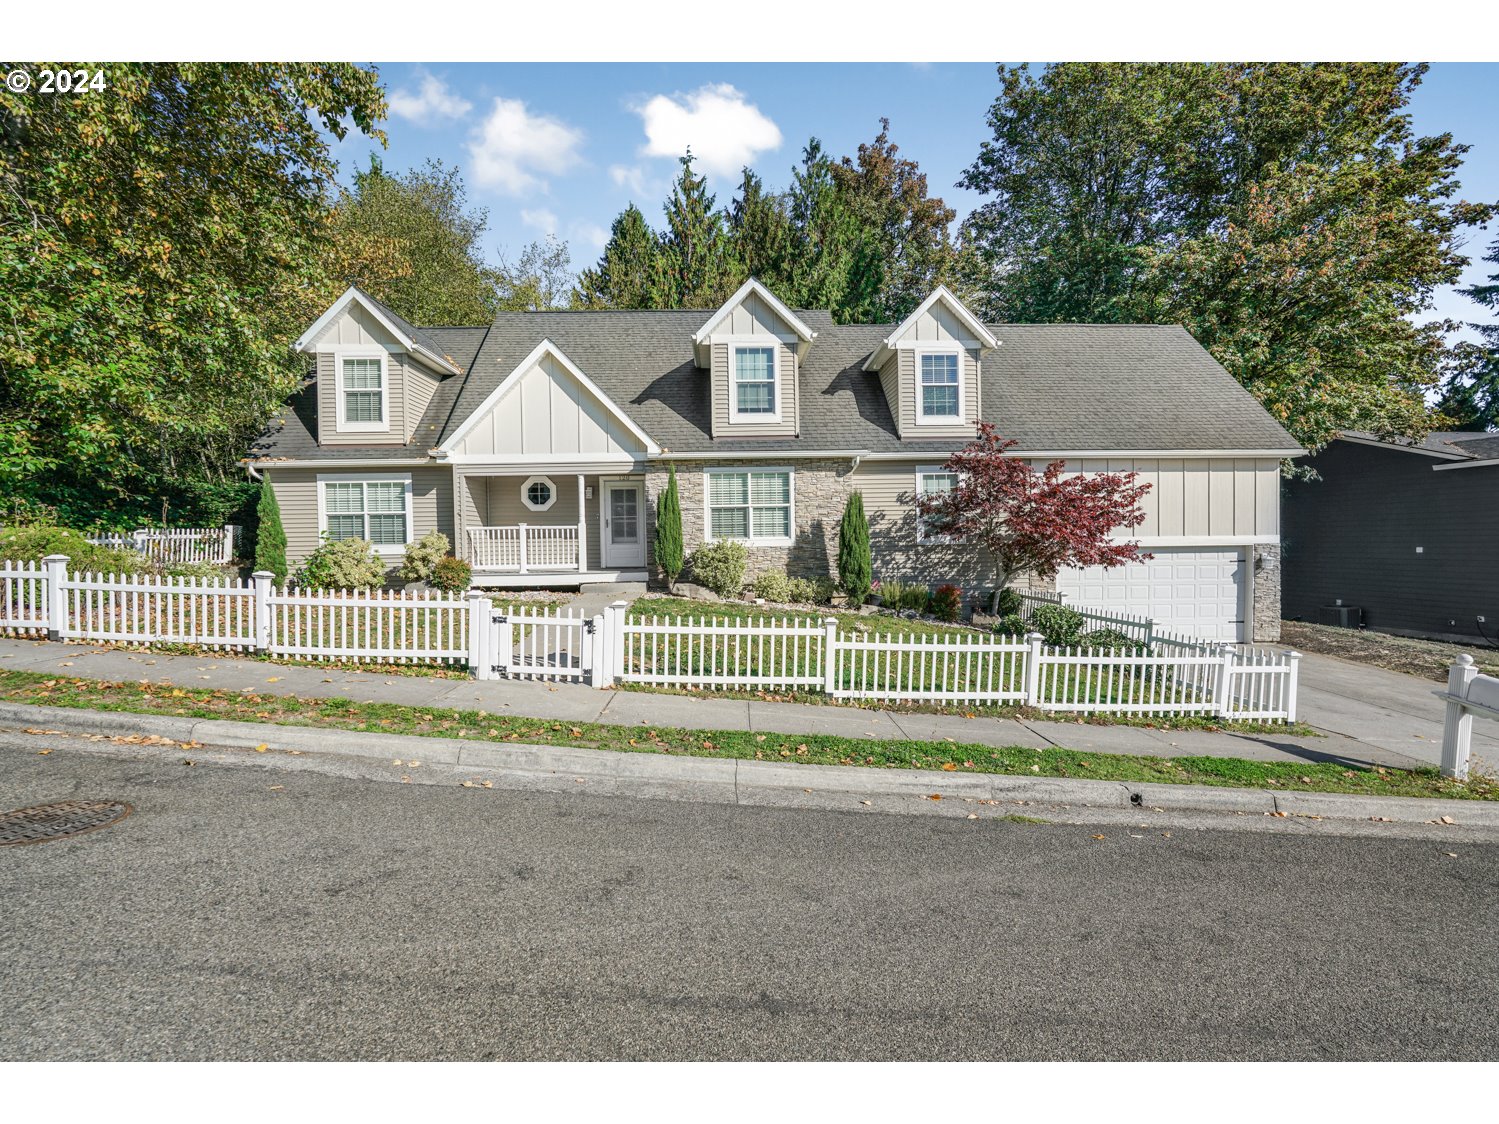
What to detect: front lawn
<box><xmin>1</xmin><ymin>668</ymin><xmax>1491</xmax><ymax>801</ymax></box>
<box><xmin>630</xmin><ymin>595</ymin><xmax>982</xmax><ymax>641</ymax></box>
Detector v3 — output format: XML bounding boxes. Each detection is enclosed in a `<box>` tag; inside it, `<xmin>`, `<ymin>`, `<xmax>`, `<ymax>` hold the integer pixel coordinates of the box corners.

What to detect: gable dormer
<box><xmin>862</xmin><ymin>285</ymin><xmax>998</xmax><ymax>440</ymax></box>
<box><xmin>693</xmin><ymin>279</ymin><xmax>816</xmax><ymax>439</ymax></box>
<box><xmin>293</xmin><ymin>287</ymin><xmax>462</xmax><ymax>446</ymax></box>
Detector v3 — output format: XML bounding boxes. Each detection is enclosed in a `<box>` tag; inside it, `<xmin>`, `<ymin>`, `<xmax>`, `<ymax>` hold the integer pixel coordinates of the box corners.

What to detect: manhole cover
<box><xmin>0</xmin><ymin>800</ymin><xmax>133</xmax><ymax>846</ymax></box>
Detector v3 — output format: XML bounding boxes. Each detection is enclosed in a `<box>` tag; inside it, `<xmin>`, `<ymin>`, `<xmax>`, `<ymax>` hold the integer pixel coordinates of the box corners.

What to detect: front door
<box><xmin>601</xmin><ymin>480</ymin><xmax>645</xmax><ymax>569</ymax></box>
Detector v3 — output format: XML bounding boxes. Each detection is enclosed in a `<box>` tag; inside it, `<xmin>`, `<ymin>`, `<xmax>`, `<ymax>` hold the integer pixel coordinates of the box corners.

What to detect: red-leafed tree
<box><xmin>917</xmin><ymin>424</ymin><xmax>1152</xmax><ymax>606</ymax></box>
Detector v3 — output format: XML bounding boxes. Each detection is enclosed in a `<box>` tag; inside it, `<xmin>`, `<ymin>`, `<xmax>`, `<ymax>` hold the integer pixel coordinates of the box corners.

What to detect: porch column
<box><xmin>577</xmin><ymin>474</ymin><xmax>587</xmax><ymax>573</ymax></box>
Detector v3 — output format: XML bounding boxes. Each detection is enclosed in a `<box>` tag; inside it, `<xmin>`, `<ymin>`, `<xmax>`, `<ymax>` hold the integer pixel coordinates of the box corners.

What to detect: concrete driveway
<box><xmin>1290</xmin><ymin>650</ymin><xmax>1499</xmax><ymax>772</ymax></box>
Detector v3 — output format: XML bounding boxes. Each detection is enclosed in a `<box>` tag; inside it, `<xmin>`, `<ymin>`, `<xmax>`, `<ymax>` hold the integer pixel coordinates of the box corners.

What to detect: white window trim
<box><xmin>915</xmin><ymin>465</ymin><xmax>962</xmax><ymax>545</ymax></box>
<box><xmin>315</xmin><ymin>473</ymin><xmax>414</xmax><ymax>556</ymax></box>
<box><xmin>702</xmin><ymin>466</ymin><xmax>795</xmax><ymax>547</ymax></box>
<box><xmin>726</xmin><ymin>339</ymin><xmax>784</xmax><ymax>424</ymax></box>
<box><xmin>333</xmin><ymin>347</ymin><xmax>391</xmax><ymax>434</ymax></box>
<box><xmin>521</xmin><ymin>474</ymin><xmax>557</xmax><ymax>512</ymax></box>
<box><xmin>913</xmin><ymin>344</ymin><xmax>965</xmax><ymax>426</ymax></box>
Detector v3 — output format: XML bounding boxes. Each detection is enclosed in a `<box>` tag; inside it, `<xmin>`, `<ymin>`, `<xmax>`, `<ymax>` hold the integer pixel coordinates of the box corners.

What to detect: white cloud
<box><xmin>570</xmin><ymin>222</ymin><xmax>610</xmax><ymax>251</ymax></box>
<box><xmin>467</xmin><ymin>98</ymin><xmax>585</xmax><ymax>196</ymax></box>
<box><xmin>631</xmin><ymin>83</ymin><xmax>782</xmax><ymax>178</ymax></box>
<box><xmin>387</xmin><ymin>71</ymin><xmax>472</xmax><ymax>126</ymax></box>
<box><xmin>520</xmin><ymin>208</ymin><xmax>559</xmax><ymax>235</ymax></box>
<box><xmin>609</xmin><ymin>164</ymin><xmax>648</xmax><ymax>195</ymax></box>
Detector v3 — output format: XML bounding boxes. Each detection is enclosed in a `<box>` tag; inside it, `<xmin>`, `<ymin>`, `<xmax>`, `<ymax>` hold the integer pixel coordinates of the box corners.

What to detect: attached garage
<box><xmin>1056</xmin><ymin>548</ymin><xmax>1247</xmax><ymax>643</ymax></box>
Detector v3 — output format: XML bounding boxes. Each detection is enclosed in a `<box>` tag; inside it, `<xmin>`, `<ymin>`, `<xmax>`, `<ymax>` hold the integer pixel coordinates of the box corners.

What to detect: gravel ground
<box><xmin>1281</xmin><ymin>621</ymin><xmax>1499</xmax><ymax>682</ymax></box>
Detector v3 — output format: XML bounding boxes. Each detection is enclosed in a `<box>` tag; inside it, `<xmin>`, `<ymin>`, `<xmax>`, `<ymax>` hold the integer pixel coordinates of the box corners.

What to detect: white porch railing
<box><xmin>86</xmin><ymin>525</ymin><xmax>237</xmax><ymax>566</ymax></box>
<box><xmin>466</xmin><ymin>525</ymin><xmax>580</xmax><ymax>572</ymax></box>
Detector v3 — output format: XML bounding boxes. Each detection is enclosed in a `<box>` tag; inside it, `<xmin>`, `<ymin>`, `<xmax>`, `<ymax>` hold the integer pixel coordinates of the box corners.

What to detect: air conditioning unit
<box><xmin>1319</xmin><ymin>604</ymin><xmax>1362</xmax><ymax>629</ymax></box>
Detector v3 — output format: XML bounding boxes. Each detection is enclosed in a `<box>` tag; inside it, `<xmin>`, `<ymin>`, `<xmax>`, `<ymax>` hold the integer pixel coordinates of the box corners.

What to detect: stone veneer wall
<box><xmin>1252</xmin><ymin>542</ymin><xmax>1282</xmax><ymax>642</ymax></box>
<box><xmin>645</xmin><ymin>458</ymin><xmax>856</xmax><ymax>585</ymax></box>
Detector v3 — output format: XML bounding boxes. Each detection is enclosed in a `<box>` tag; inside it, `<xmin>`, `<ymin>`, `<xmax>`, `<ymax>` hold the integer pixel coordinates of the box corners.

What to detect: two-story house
<box><xmin>249</xmin><ymin>279</ymin><xmax>1301</xmax><ymax>641</ymax></box>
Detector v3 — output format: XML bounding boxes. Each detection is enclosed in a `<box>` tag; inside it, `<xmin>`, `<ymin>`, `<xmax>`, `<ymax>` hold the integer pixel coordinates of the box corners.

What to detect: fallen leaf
<box><xmin>570</xmin><ymin>727</ymin><xmax>582</xmax><ymax>737</ymax></box>
<box><xmin>254</xmin><ymin>744</ymin><xmax>269</xmax><ymax>753</ymax></box>
<box><xmin>37</xmin><ymin>749</ymin><xmax>52</xmax><ymax>756</ymax></box>
<box><xmin>860</xmin><ymin>800</ymin><xmax>872</xmax><ymax>806</ymax></box>
<box><xmin>1271</xmin><ymin>811</ymin><xmax>1287</xmax><ymax>818</ymax></box>
<box><xmin>967</xmin><ymin>813</ymin><xmax>979</xmax><ymax>819</ymax></box>
<box><xmin>1091</xmin><ymin>834</ymin><xmax>1106</xmax><ymax>841</ymax></box>
<box><xmin>393</xmin><ymin>759</ymin><xmax>404</xmax><ymax>766</ymax></box>
<box><xmin>266</xmin><ymin>677</ymin><xmax>282</xmax><ymax>683</ymax></box>
<box><xmin>482</xmin><ymin>780</ymin><xmax>493</xmax><ymax>788</ymax></box>
<box><xmin>1445</xmin><ymin>852</ymin><xmax>1459</xmax><ymax>858</ymax></box>
<box><xmin>268</xmin><ymin>785</ymin><xmax>283</xmax><ymax>791</ymax></box>
<box><xmin>1440</xmin><ymin>815</ymin><xmax>1455</xmax><ymax>825</ymax></box>
<box><xmin>941</xmin><ymin>762</ymin><xmax>958</xmax><ymax>772</ymax></box>
<box><xmin>927</xmin><ymin>793</ymin><xmax>942</xmax><ymax>801</ymax></box>
<box><xmin>408</xmin><ymin>761</ymin><xmax>421</xmax><ymax>768</ymax></box>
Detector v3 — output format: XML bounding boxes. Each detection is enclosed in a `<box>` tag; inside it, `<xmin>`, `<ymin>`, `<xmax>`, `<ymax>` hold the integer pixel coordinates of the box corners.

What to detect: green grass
<box><xmin>631</xmin><ymin>595</ymin><xmax>977</xmax><ymax>641</ymax></box>
<box><xmin>1</xmin><ymin>667</ymin><xmax>1491</xmax><ymax>801</ymax></box>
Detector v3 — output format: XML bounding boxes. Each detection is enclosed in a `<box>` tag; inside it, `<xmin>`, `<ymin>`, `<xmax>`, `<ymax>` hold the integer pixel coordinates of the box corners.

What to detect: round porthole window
<box><xmin>522</xmin><ymin>475</ymin><xmax>556</xmax><ymax>512</ymax></box>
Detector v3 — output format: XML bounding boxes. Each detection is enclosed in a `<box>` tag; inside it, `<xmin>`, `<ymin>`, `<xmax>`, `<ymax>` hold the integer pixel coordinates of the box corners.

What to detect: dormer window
<box><xmin>917</xmin><ymin>349</ymin><xmax>961</xmax><ymax>423</ymax></box>
<box><xmin>337</xmin><ymin>352</ymin><xmax>388</xmax><ymax>431</ymax></box>
<box><xmin>731</xmin><ymin>344</ymin><xmax>778</xmax><ymax>421</ymax></box>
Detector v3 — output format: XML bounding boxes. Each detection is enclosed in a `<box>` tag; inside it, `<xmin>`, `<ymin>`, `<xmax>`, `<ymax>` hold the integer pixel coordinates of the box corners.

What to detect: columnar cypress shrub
<box><xmin>655</xmin><ymin>464</ymin><xmax>684</xmax><ymax>591</ymax></box>
<box><xmin>254</xmin><ymin>482</ymin><xmax>288</xmax><ymax>585</ymax></box>
<box><xmin>837</xmin><ymin>491</ymin><xmax>872</xmax><ymax>606</ymax></box>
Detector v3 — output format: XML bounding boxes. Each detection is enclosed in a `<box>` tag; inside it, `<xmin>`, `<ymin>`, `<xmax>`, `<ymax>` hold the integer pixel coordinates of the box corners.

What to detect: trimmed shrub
<box><xmin>688</xmin><ymin>540</ymin><xmax>747</xmax><ymax>599</ymax></box>
<box><xmin>929</xmin><ymin>583</ymin><xmax>963</xmax><ymax>623</ymax></box>
<box><xmin>655</xmin><ymin>465</ymin><xmax>685</xmax><ymax>591</ymax></box>
<box><xmin>1030</xmin><ymin>603</ymin><xmax>1086</xmax><ymax>646</ymax></box>
<box><xmin>399</xmin><ymin>529</ymin><xmax>450</xmax><ymax>583</ymax></box>
<box><xmin>837</xmin><ymin>492</ymin><xmax>872</xmax><ymax>606</ymax></box>
<box><xmin>752</xmin><ymin>570</ymin><xmax>792</xmax><ymax>602</ymax></box>
<box><xmin>0</xmin><ymin>524</ymin><xmax>147</xmax><ymax>575</ymax></box>
<box><xmin>293</xmin><ymin>536</ymin><xmax>385</xmax><ymax>591</ymax></box>
<box><xmin>430</xmin><ymin>555</ymin><xmax>472</xmax><ymax>593</ymax></box>
<box><xmin>1081</xmin><ymin>627</ymin><xmax>1144</xmax><ymax>652</ymax></box>
<box><xmin>254</xmin><ymin>484</ymin><xmax>288</xmax><ymax>585</ymax></box>
<box><xmin>995</xmin><ymin>612</ymin><xmax>1028</xmax><ymax>637</ymax></box>
<box><xmin>995</xmin><ymin>587</ymin><xmax>1023</xmax><ymax>617</ymax></box>
<box><xmin>896</xmin><ymin>582</ymin><xmax>930</xmax><ymax>614</ymax></box>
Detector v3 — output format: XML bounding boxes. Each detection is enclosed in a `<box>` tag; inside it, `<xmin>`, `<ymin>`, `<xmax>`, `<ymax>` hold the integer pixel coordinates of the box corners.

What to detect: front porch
<box><xmin>454</xmin><ymin>470</ymin><xmax>649</xmax><ymax>588</ymax></box>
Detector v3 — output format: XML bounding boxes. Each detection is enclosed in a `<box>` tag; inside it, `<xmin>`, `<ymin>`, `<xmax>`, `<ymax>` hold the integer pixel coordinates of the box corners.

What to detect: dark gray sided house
<box><xmin>247</xmin><ymin>280</ymin><xmax>1302</xmax><ymax>642</ymax></box>
<box><xmin>1282</xmin><ymin>431</ymin><xmax>1499</xmax><ymax>643</ymax></box>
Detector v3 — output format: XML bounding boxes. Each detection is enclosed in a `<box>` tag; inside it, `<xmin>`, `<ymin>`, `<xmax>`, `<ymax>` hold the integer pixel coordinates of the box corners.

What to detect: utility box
<box><xmin>1319</xmin><ymin>604</ymin><xmax>1362</xmax><ymax>629</ymax></box>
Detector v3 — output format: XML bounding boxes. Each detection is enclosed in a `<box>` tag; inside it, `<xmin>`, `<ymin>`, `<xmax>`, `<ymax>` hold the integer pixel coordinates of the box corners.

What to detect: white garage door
<box><xmin>1056</xmin><ymin>548</ymin><xmax>1245</xmax><ymax>643</ymax></box>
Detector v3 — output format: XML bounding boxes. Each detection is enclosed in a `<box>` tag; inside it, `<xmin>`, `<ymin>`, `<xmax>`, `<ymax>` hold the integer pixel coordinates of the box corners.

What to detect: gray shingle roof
<box><xmin>252</xmin><ymin>310</ymin><xmax>1301</xmax><ymax>460</ymax></box>
<box><xmin>1449</xmin><ymin>434</ymin><xmax>1499</xmax><ymax>461</ymax></box>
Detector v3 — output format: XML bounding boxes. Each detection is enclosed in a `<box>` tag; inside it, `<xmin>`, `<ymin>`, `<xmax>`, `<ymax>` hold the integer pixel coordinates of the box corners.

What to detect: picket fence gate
<box><xmin>1</xmin><ymin>556</ymin><xmax>1301</xmax><ymax>721</ymax></box>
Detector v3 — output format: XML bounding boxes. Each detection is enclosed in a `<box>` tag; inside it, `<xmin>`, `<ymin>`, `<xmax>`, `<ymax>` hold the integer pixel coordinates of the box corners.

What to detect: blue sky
<box><xmin>332</xmin><ymin>62</ymin><xmax>1499</xmax><ymax>334</ymax></box>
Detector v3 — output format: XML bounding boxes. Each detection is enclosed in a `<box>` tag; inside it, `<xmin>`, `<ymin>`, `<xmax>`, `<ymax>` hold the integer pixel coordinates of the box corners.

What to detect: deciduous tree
<box><xmin>917</xmin><ymin>424</ymin><xmax>1152</xmax><ymax>605</ymax></box>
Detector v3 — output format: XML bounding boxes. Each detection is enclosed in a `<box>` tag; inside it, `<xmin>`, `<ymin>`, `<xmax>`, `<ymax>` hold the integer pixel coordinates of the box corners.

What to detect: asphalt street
<box><xmin>3</xmin><ymin>735</ymin><xmax>1497</xmax><ymax>1061</ymax></box>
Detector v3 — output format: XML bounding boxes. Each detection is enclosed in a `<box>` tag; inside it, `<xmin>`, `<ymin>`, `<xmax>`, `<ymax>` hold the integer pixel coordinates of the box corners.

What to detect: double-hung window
<box><xmin>707</xmin><ymin>469</ymin><xmax>792</xmax><ymax>543</ymax></box>
<box><xmin>338</xmin><ymin>354</ymin><xmax>387</xmax><ymax>431</ymax></box>
<box><xmin>731</xmin><ymin>345</ymin><xmax>778</xmax><ymax>420</ymax></box>
<box><xmin>918</xmin><ymin>351</ymin><xmax>961</xmax><ymax>422</ymax></box>
<box><xmin>916</xmin><ymin>468</ymin><xmax>960</xmax><ymax>544</ymax></box>
<box><xmin>320</xmin><ymin>476</ymin><xmax>411</xmax><ymax>550</ymax></box>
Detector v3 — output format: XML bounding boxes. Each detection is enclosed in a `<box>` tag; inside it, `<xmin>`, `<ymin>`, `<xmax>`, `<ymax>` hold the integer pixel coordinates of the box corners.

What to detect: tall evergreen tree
<box><xmin>1437</xmin><ymin>236</ymin><xmax>1499</xmax><ymax>430</ymax></box>
<box><xmin>657</xmin><ymin>152</ymin><xmax>739</xmax><ymax>307</ymax></box>
<box><xmin>958</xmin><ymin>63</ymin><xmax>1497</xmax><ymax>452</ymax></box>
<box><xmin>574</xmin><ymin>204</ymin><xmax>666</xmax><ymax>309</ymax></box>
<box><xmin>837</xmin><ymin>492</ymin><xmax>872</xmax><ymax>606</ymax></box>
<box><xmin>654</xmin><ymin>465</ymin><xmax>684</xmax><ymax>592</ymax></box>
<box><xmin>728</xmin><ymin>168</ymin><xmax>797</xmax><ymax>292</ymax></box>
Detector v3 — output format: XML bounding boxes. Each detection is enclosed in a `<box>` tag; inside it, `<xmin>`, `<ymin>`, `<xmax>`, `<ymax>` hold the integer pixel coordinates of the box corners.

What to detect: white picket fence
<box><xmin>0</xmin><ymin>556</ymin><xmax>1301</xmax><ymax>720</ymax></box>
<box><xmin>85</xmin><ymin>525</ymin><xmax>237</xmax><ymax>566</ymax></box>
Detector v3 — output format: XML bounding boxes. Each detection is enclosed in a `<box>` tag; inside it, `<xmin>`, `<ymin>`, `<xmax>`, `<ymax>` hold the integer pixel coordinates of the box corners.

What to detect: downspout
<box><xmin>245</xmin><ymin>462</ymin><xmax>263</xmax><ymax>482</ymax></box>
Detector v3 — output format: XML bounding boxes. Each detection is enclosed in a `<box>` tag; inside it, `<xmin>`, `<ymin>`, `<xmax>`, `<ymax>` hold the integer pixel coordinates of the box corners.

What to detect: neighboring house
<box><xmin>1283</xmin><ymin>431</ymin><xmax>1499</xmax><ymax>643</ymax></box>
<box><xmin>247</xmin><ymin>280</ymin><xmax>1301</xmax><ymax>642</ymax></box>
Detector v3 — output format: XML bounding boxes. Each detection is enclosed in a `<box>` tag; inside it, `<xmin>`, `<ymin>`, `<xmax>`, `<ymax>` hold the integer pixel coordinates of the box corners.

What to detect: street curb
<box><xmin>3</xmin><ymin>700</ymin><xmax>1497</xmax><ymax>826</ymax></box>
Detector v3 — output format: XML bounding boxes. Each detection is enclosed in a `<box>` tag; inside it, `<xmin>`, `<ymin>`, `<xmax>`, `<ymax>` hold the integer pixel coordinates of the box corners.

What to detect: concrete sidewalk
<box><xmin>0</xmin><ymin>636</ymin><xmax>1432</xmax><ymax>769</ymax></box>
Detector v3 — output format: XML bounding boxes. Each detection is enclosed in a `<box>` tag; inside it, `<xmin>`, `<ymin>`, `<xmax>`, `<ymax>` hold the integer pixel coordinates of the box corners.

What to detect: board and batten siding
<box><xmin>849</xmin><ymin>456</ymin><xmax>1281</xmax><ymax>588</ymax></box>
<box><xmin>263</xmin><ymin>465</ymin><xmax>453</xmax><ymax>566</ymax></box>
<box><xmin>448</xmin><ymin>353</ymin><xmax>648</xmax><ymax>459</ymax></box>
<box><xmin>709</xmin><ymin>340</ymin><xmax>799</xmax><ymax>437</ymax></box>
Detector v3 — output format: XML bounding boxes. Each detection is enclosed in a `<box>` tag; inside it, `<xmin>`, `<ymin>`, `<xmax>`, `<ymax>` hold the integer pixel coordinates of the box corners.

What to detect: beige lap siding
<box><xmin>455</xmin><ymin>474</ymin><xmax>603</xmax><ymax>571</ymax></box>
<box><xmin>263</xmin><ymin>466</ymin><xmax>454</xmax><ymax>573</ymax></box>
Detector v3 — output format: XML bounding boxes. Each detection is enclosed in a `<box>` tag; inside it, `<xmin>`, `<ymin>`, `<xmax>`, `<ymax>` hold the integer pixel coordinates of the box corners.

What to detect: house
<box><xmin>247</xmin><ymin>280</ymin><xmax>1301</xmax><ymax>642</ymax></box>
<box><xmin>1282</xmin><ymin>431</ymin><xmax>1499</xmax><ymax>643</ymax></box>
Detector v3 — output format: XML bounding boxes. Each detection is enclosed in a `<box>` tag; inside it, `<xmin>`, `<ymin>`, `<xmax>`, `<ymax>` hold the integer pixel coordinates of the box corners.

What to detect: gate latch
<box><xmin>491</xmin><ymin>613</ymin><xmax>508</xmax><ymax>625</ymax></box>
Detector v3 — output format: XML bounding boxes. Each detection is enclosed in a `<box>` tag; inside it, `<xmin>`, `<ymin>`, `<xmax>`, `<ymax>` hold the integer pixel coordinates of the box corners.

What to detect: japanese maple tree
<box><xmin>917</xmin><ymin>424</ymin><xmax>1152</xmax><ymax>605</ymax></box>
